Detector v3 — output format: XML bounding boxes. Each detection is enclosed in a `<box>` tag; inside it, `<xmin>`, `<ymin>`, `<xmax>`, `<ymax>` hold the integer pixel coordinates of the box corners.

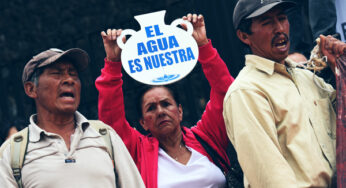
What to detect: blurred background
<box><xmin>0</xmin><ymin>0</ymin><xmax>245</xmax><ymax>139</ymax></box>
<box><xmin>0</xmin><ymin>0</ymin><xmax>343</xmax><ymax>144</ymax></box>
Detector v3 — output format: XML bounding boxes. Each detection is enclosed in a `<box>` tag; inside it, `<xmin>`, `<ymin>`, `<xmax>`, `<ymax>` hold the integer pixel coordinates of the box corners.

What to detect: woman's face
<box><xmin>140</xmin><ymin>87</ymin><xmax>183</xmax><ymax>138</ymax></box>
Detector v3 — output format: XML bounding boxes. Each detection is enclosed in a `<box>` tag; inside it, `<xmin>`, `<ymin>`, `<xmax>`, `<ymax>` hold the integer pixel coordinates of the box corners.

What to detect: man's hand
<box><xmin>320</xmin><ymin>34</ymin><xmax>346</xmax><ymax>75</ymax></box>
<box><xmin>182</xmin><ymin>14</ymin><xmax>209</xmax><ymax>47</ymax></box>
<box><xmin>101</xmin><ymin>29</ymin><xmax>124</xmax><ymax>62</ymax></box>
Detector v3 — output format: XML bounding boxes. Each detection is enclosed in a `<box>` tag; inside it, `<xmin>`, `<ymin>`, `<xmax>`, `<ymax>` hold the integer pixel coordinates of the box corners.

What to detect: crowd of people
<box><xmin>0</xmin><ymin>0</ymin><xmax>345</xmax><ymax>187</ymax></box>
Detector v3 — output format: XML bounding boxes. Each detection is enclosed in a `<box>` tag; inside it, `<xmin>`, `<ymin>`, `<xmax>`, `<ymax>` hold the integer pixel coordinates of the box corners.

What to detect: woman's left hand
<box><xmin>182</xmin><ymin>14</ymin><xmax>209</xmax><ymax>47</ymax></box>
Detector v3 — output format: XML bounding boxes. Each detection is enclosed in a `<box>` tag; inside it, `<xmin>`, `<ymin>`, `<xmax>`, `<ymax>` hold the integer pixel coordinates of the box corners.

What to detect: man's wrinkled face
<box><xmin>240</xmin><ymin>7</ymin><xmax>290</xmax><ymax>64</ymax></box>
<box><xmin>34</xmin><ymin>62</ymin><xmax>81</xmax><ymax>115</ymax></box>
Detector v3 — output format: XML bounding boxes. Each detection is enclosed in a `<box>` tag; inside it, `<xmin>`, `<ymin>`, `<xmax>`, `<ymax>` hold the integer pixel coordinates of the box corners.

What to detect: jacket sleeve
<box><xmin>95</xmin><ymin>59</ymin><xmax>141</xmax><ymax>159</ymax></box>
<box><xmin>223</xmin><ymin>88</ymin><xmax>298</xmax><ymax>187</ymax></box>
<box><xmin>191</xmin><ymin>40</ymin><xmax>234</xmax><ymax>162</ymax></box>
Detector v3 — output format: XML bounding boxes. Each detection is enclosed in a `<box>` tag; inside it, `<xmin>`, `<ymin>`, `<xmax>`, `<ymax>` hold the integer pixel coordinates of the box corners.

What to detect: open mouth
<box><xmin>274</xmin><ymin>39</ymin><xmax>288</xmax><ymax>49</ymax></box>
<box><xmin>60</xmin><ymin>92</ymin><xmax>75</xmax><ymax>98</ymax></box>
<box><xmin>272</xmin><ymin>33</ymin><xmax>289</xmax><ymax>50</ymax></box>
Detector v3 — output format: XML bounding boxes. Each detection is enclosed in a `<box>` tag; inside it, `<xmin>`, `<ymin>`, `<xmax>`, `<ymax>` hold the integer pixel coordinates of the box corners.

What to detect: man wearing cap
<box><xmin>0</xmin><ymin>48</ymin><xmax>145</xmax><ymax>188</ymax></box>
<box><xmin>223</xmin><ymin>0</ymin><xmax>346</xmax><ymax>187</ymax></box>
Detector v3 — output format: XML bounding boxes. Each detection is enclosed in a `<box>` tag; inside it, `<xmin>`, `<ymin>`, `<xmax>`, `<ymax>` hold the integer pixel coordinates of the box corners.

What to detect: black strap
<box><xmin>193</xmin><ymin>133</ymin><xmax>244</xmax><ymax>188</ymax></box>
<box><xmin>193</xmin><ymin>133</ymin><xmax>229</xmax><ymax>172</ymax></box>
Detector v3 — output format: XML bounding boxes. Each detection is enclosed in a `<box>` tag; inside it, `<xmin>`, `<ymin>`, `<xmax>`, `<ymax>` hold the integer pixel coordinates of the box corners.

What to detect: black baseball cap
<box><xmin>233</xmin><ymin>0</ymin><xmax>296</xmax><ymax>30</ymax></box>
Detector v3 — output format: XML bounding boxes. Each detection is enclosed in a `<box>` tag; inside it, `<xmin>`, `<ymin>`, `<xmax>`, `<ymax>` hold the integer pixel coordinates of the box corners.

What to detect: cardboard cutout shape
<box><xmin>117</xmin><ymin>10</ymin><xmax>199</xmax><ymax>85</ymax></box>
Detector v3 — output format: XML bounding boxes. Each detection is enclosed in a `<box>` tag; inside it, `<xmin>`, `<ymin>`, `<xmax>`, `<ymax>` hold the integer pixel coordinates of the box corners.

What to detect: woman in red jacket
<box><xmin>96</xmin><ymin>14</ymin><xmax>234</xmax><ymax>188</ymax></box>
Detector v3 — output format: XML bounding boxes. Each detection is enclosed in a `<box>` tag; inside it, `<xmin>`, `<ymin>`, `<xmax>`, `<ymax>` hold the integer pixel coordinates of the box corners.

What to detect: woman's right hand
<box><xmin>101</xmin><ymin>29</ymin><xmax>125</xmax><ymax>62</ymax></box>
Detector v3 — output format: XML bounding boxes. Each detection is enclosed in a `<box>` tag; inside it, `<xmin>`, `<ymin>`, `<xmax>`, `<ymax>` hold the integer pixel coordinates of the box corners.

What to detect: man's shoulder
<box><xmin>0</xmin><ymin>128</ymin><xmax>29</xmax><ymax>158</ymax></box>
<box><xmin>87</xmin><ymin>120</ymin><xmax>118</xmax><ymax>135</ymax></box>
<box><xmin>291</xmin><ymin>66</ymin><xmax>315</xmax><ymax>76</ymax></box>
<box><xmin>88</xmin><ymin>120</ymin><xmax>112</xmax><ymax>129</ymax></box>
<box><xmin>291</xmin><ymin>67</ymin><xmax>331</xmax><ymax>86</ymax></box>
<box><xmin>86</xmin><ymin>120</ymin><xmax>123</xmax><ymax>144</ymax></box>
<box><xmin>226</xmin><ymin>66</ymin><xmax>267</xmax><ymax>93</ymax></box>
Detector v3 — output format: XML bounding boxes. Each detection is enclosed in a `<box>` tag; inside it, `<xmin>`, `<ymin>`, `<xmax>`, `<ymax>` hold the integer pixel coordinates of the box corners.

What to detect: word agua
<box><xmin>127</xmin><ymin>25</ymin><xmax>195</xmax><ymax>73</ymax></box>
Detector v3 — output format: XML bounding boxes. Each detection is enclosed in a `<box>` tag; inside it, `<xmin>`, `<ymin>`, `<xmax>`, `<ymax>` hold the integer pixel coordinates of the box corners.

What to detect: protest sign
<box><xmin>117</xmin><ymin>10</ymin><xmax>198</xmax><ymax>85</ymax></box>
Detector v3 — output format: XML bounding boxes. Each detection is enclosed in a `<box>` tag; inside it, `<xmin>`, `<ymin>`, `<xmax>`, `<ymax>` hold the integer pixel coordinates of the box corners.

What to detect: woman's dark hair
<box><xmin>136</xmin><ymin>85</ymin><xmax>180</xmax><ymax>119</ymax></box>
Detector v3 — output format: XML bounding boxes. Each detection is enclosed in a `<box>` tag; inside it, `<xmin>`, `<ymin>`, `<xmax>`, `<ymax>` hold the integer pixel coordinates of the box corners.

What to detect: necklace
<box><xmin>174</xmin><ymin>144</ymin><xmax>183</xmax><ymax>161</ymax></box>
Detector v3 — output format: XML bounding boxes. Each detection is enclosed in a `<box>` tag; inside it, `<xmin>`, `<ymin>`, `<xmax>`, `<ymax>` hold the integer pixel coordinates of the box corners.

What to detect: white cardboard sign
<box><xmin>117</xmin><ymin>10</ymin><xmax>199</xmax><ymax>85</ymax></box>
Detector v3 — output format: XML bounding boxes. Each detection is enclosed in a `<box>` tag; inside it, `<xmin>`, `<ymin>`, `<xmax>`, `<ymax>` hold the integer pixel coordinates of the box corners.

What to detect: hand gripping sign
<box><xmin>117</xmin><ymin>10</ymin><xmax>199</xmax><ymax>85</ymax></box>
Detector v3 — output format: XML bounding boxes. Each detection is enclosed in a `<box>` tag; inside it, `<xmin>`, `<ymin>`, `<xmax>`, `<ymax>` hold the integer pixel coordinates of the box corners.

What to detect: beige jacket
<box><xmin>223</xmin><ymin>55</ymin><xmax>336</xmax><ymax>188</ymax></box>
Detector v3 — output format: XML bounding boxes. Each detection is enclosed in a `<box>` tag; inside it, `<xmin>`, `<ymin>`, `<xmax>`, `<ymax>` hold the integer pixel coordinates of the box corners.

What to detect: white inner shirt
<box><xmin>158</xmin><ymin>146</ymin><xmax>226</xmax><ymax>188</ymax></box>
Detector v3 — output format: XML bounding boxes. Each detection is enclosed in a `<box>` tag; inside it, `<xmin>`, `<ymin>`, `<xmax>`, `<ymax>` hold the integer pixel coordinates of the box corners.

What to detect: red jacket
<box><xmin>95</xmin><ymin>40</ymin><xmax>234</xmax><ymax>188</ymax></box>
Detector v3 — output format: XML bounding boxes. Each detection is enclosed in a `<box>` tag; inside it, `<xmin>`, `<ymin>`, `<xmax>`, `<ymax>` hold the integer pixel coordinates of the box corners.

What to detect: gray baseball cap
<box><xmin>22</xmin><ymin>48</ymin><xmax>89</xmax><ymax>84</ymax></box>
<box><xmin>233</xmin><ymin>0</ymin><xmax>296</xmax><ymax>30</ymax></box>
